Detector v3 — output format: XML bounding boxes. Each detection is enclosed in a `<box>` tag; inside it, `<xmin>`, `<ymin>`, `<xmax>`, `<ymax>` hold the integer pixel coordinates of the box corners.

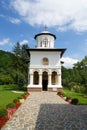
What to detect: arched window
<box><xmin>51</xmin><ymin>71</ymin><xmax>58</xmax><ymax>85</ymax></box>
<box><xmin>43</xmin><ymin>37</ymin><xmax>48</xmax><ymax>47</ymax></box>
<box><xmin>42</xmin><ymin>57</ymin><xmax>49</xmax><ymax>65</ymax></box>
<box><xmin>33</xmin><ymin>71</ymin><xmax>39</xmax><ymax>84</ymax></box>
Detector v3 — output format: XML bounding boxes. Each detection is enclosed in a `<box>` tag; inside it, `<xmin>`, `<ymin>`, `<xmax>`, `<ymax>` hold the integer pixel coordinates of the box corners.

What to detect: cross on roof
<box><xmin>44</xmin><ymin>25</ymin><xmax>48</xmax><ymax>31</ymax></box>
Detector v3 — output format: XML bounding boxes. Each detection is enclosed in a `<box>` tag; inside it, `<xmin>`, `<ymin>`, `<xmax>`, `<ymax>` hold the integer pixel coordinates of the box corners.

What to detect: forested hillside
<box><xmin>62</xmin><ymin>56</ymin><xmax>87</xmax><ymax>93</ymax></box>
<box><xmin>0</xmin><ymin>43</ymin><xmax>29</xmax><ymax>85</ymax></box>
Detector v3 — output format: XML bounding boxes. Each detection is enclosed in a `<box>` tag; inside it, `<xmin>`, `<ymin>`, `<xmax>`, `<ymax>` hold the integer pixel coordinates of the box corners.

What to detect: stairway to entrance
<box><xmin>2</xmin><ymin>92</ymin><xmax>87</xmax><ymax>130</ymax></box>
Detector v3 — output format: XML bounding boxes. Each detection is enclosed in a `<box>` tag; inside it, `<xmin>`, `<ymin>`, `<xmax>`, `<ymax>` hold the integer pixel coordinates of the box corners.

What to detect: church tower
<box><xmin>34</xmin><ymin>29</ymin><xmax>56</xmax><ymax>48</ymax></box>
<box><xmin>27</xmin><ymin>28</ymin><xmax>66</xmax><ymax>92</ymax></box>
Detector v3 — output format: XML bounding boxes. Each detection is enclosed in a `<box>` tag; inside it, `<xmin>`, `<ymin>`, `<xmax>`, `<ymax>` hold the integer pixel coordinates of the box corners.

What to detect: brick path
<box><xmin>1</xmin><ymin>92</ymin><xmax>87</xmax><ymax>130</ymax></box>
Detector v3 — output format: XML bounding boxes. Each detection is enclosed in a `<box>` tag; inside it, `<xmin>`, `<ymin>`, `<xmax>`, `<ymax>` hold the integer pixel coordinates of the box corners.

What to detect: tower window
<box><xmin>40</xmin><ymin>41</ymin><xmax>42</xmax><ymax>47</ymax></box>
<box><xmin>42</xmin><ymin>57</ymin><xmax>49</xmax><ymax>65</ymax></box>
<box><xmin>43</xmin><ymin>38</ymin><xmax>48</xmax><ymax>47</ymax></box>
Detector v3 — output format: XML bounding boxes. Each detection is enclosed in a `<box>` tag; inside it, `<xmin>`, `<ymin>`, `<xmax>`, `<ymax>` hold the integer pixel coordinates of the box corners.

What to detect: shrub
<box><xmin>13</xmin><ymin>99</ymin><xmax>19</xmax><ymax>103</ymax></box>
<box><xmin>0</xmin><ymin>75</ymin><xmax>13</xmax><ymax>85</ymax></box>
<box><xmin>0</xmin><ymin>109</ymin><xmax>7</xmax><ymax>117</ymax></box>
<box><xmin>6</xmin><ymin>103</ymin><xmax>15</xmax><ymax>108</ymax></box>
<box><xmin>66</xmin><ymin>97</ymin><xmax>71</xmax><ymax>101</ymax></box>
<box><xmin>57</xmin><ymin>91</ymin><xmax>63</xmax><ymax>95</ymax></box>
<box><xmin>71</xmin><ymin>98</ymin><xmax>79</xmax><ymax>105</ymax></box>
<box><xmin>18</xmin><ymin>96</ymin><xmax>23</xmax><ymax>100</ymax></box>
<box><xmin>68</xmin><ymin>82</ymin><xmax>77</xmax><ymax>91</ymax></box>
<box><xmin>74</xmin><ymin>85</ymin><xmax>86</xmax><ymax>93</ymax></box>
<box><xmin>66</xmin><ymin>97</ymin><xmax>72</xmax><ymax>103</ymax></box>
<box><xmin>57</xmin><ymin>91</ymin><xmax>66</xmax><ymax>97</ymax></box>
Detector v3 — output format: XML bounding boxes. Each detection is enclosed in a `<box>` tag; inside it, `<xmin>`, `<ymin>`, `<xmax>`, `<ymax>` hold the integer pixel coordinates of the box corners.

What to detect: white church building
<box><xmin>27</xmin><ymin>29</ymin><xmax>66</xmax><ymax>92</ymax></box>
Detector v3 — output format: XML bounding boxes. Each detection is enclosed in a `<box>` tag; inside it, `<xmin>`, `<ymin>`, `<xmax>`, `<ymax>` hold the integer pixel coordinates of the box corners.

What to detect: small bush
<box><xmin>18</xmin><ymin>96</ymin><xmax>23</xmax><ymax>100</ymax></box>
<box><xmin>57</xmin><ymin>91</ymin><xmax>63</xmax><ymax>95</ymax></box>
<box><xmin>66</xmin><ymin>97</ymin><xmax>71</xmax><ymax>101</ymax></box>
<box><xmin>13</xmin><ymin>99</ymin><xmax>19</xmax><ymax>103</ymax></box>
<box><xmin>57</xmin><ymin>91</ymin><xmax>66</xmax><ymax>97</ymax></box>
<box><xmin>71</xmin><ymin>98</ymin><xmax>79</xmax><ymax>105</ymax></box>
<box><xmin>68</xmin><ymin>82</ymin><xmax>76</xmax><ymax>90</ymax></box>
<box><xmin>74</xmin><ymin>85</ymin><xmax>86</xmax><ymax>93</ymax></box>
<box><xmin>6</xmin><ymin>103</ymin><xmax>15</xmax><ymax>108</ymax></box>
<box><xmin>0</xmin><ymin>109</ymin><xmax>7</xmax><ymax>117</ymax></box>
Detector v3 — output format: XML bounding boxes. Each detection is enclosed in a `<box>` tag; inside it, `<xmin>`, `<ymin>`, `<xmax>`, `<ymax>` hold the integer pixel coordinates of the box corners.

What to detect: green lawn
<box><xmin>0</xmin><ymin>85</ymin><xmax>26</xmax><ymax>109</ymax></box>
<box><xmin>63</xmin><ymin>88</ymin><xmax>87</xmax><ymax>105</ymax></box>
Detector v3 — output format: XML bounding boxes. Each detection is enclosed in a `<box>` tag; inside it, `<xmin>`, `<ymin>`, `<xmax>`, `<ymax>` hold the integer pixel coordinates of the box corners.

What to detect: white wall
<box><xmin>30</xmin><ymin>51</ymin><xmax>61</xmax><ymax>67</ymax></box>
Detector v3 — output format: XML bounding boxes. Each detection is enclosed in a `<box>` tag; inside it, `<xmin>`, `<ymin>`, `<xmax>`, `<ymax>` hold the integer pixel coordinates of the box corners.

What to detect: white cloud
<box><xmin>20</xmin><ymin>39</ymin><xmax>29</xmax><ymax>45</ymax></box>
<box><xmin>10</xmin><ymin>0</ymin><xmax>87</xmax><ymax>32</ymax></box>
<box><xmin>0</xmin><ymin>38</ymin><xmax>10</xmax><ymax>45</ymax></box>
<box><xmin>0</xmin><ymin>14</ymin><xmax>21</xmax><ymax>24</ymax></box>
<box><xmin>9</xmin><ymin>17</ymin><xmax>21</xmax><ymax>24</ymax></box>
<box><xmin>61</xmin><ymin>57</ymin><xmax>78</xmax><ymax>68</ymax></box>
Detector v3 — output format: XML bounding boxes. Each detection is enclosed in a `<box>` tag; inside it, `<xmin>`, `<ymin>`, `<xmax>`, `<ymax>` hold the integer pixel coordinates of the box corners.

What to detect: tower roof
<box><xmin>34</xmin><ymin>30</ymin><xmax>56</xmax><ymax>39</ymax></box>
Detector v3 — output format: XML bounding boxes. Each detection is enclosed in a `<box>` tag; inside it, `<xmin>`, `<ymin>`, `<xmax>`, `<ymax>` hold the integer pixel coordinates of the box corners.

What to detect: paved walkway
<box><xmin>1</xmin><ymin>92</ymin><xmax>87</xmax><ymax>130</ymax></box>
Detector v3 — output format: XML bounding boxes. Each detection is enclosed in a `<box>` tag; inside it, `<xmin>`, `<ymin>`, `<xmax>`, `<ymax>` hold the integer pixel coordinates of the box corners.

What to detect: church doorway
<box><xmin>42</xmin><ymin>71</ymin><xmax>48</xmax><ymax>91</ymax></box>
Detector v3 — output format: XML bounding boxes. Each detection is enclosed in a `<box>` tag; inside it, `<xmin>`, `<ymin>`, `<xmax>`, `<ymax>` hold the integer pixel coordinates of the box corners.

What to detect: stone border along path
<box><xmin>1</xmin><ymin>92</ymin><xmax>87</xmax><ymax>130</ymax></box>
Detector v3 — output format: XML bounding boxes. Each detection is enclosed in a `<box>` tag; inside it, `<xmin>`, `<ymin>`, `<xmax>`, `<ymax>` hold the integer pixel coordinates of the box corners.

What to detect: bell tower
<box><xmin>34</xmin><ymin>28</ymin><xmax>56</xmax><ymax>48</ymax></box>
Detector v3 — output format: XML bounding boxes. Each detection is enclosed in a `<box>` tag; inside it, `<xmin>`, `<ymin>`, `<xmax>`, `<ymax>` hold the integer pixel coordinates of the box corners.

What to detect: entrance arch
<box><xmin>42</xmin><ymin>71</ymin><xmax>48</xmax><ymax>91</ymax></box>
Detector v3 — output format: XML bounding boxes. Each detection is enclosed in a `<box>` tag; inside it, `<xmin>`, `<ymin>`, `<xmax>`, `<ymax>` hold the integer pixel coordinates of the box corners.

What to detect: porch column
<box><xmin>30</xmin><ymin>74</ymin><xmax>33</xmax><ymax>85</ymax></box>
<box><xmin>39</xmin><ymin>74</ymin><xmax>42</xmax><ymax>85</ymax></box>
<box><xmin>48</xmin><ymin>74</ymin><xmax>51</xmax><ymax>85</ymax></box>
<box><xmin>58</xmin><ymin>74</ymin><xmax>61</xmax><ymax>86</ymax></box>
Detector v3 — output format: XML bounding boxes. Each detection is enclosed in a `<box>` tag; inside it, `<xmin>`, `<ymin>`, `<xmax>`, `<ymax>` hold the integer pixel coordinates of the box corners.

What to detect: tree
<box><xmin>62</xmin><ymin>56</ymin><xmax>87</xmax><ymax>93</ymax></box>
<box><xmin>21</xmin><ymin>44</ymin><xmax>29</xmax><ymax>60</ymax></box>
<box><xmin>13</xmin><ymin>42</ymin><xmax>21</xmax><ymax>57</ymax></box>
<box><xmin>0</xmin><ymin>42</ymin><xmax>30</xmax><ymax>85</ymax></box>
<box><xmin>13</xmin><ymin>42</ymin><xmax>30</xmax><ymax>84</ymax></box>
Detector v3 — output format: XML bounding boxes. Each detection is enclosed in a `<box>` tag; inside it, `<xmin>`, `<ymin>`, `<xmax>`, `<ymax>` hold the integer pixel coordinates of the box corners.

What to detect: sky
<box><xmin>0</xmin><ymin>0</ymin><xmax>87</xmax><ymax>68</ymax></box>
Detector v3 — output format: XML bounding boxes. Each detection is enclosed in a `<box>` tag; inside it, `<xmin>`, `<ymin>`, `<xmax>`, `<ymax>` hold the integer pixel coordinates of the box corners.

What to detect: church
<box><xmin>26</xmin><ymin>28</ymin><xmax>66</xmax><ymax>92</ymax></box>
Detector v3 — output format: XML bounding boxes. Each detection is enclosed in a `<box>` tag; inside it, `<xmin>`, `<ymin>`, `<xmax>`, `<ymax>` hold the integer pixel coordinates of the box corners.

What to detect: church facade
<box><xmin>27</xmin><ymin>29</ymin><xmax>66</xmax><ymax>92</ymax></box>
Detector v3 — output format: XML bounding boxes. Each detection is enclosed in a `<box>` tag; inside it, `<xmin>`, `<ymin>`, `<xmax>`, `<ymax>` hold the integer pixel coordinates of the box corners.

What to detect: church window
<box><xmin>33</xmin><ymin>71</ymin><xmax>39</xmax><ymax>84</ymax></box>
<box><xmin>51</xmin><ymin>71</ymin><xmax>58</xmax><ymax>85</ymax></box>
<box><xmin>43</xmin><ymin>38</ymin><xmax>48</xmax><ymax>47</ymax></box>
<box><xmin>42</xmin><ymin>57</ymin><xmax>49</xmax><ymax>65</ymax></box>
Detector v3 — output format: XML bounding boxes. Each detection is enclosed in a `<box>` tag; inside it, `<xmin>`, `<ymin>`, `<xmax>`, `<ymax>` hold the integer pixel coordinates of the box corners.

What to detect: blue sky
<box><xmin>0</xmin><ymin>0</ymin><xmax>87</xmax><ymax>68</ymax></box>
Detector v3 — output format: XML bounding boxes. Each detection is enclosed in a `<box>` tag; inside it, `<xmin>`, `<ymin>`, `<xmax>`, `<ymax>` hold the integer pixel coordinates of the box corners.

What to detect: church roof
<box><xmin>26</xmin><ymin>48</ymin><xmax>66</xmax><ymax>57</ymax></box>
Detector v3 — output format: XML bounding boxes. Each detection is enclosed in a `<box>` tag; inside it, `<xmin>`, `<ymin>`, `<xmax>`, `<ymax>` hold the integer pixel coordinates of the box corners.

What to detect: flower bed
<box><xmin>6</xmin><ymin>103</ymin><xmax>16</xmax><ymax>118</ymax></box>
<box><xmin>0</xmin><ymin>109</ymin><xmax>8</xmax><ymax>129</ymax></box>
<box><xmin>0</xmin><ymin>92</ymin><xmax>30</xmax><ymax>129</ymax></box>
<box><xmin>23</xmin><ymin>92</ymin><xmax>30</xmax><ymax>99</ymax></box>
<box><xmin>14</xmin><ymin>102</ymin><xmax>21</xmax><ymax>109</ymax></box>
<box><xmin>57</xmin><ymin>91</ymin><xmax>79</xmax><ymax>105</ymax></box>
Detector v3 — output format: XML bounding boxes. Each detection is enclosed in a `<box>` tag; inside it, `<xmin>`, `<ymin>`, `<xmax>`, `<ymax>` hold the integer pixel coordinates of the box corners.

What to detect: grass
<box><xmin>63</xmin><ymin>88</ymin><xmax>87</xmax><ymax>105</ymax></box>
<box><xmin>0</xmin><ymin>84</ymin><xmax>27</xmax><ymax>109</ymax></box>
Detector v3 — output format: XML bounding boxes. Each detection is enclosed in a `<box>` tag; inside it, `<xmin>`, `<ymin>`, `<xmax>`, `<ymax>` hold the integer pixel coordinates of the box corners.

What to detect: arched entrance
<box><xmin>42</xmin><ymin>71</ymin><xmax>48</xmax><ymax>91</ymax></box>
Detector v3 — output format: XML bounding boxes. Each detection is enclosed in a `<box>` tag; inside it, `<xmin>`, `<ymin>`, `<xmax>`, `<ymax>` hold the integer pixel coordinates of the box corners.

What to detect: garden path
<box><xmin>1</xmin><ymin>92</ymin><xmax>87</xmax><ymax>130</ymax></box>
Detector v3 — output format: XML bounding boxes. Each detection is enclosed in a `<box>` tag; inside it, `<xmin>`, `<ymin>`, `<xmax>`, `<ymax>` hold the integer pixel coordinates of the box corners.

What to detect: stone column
<box><xmin>58</xmin><ymin>74</ymin><xmax>61</xmax><ymax>86</ymax></box>
<box><xmin>39</xmin><ymin>74</ymin><xmax>42</xmax><ymax>85</ymax></box>
<box><xmin>30</xmin><ymin>74</ymin><xmax>33</xmax><ymax>85</ymax></box>
<box><xmin>48</xmin><ymin>74</ymin><xmax>51</xmax><ymax>86</ymax></box>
